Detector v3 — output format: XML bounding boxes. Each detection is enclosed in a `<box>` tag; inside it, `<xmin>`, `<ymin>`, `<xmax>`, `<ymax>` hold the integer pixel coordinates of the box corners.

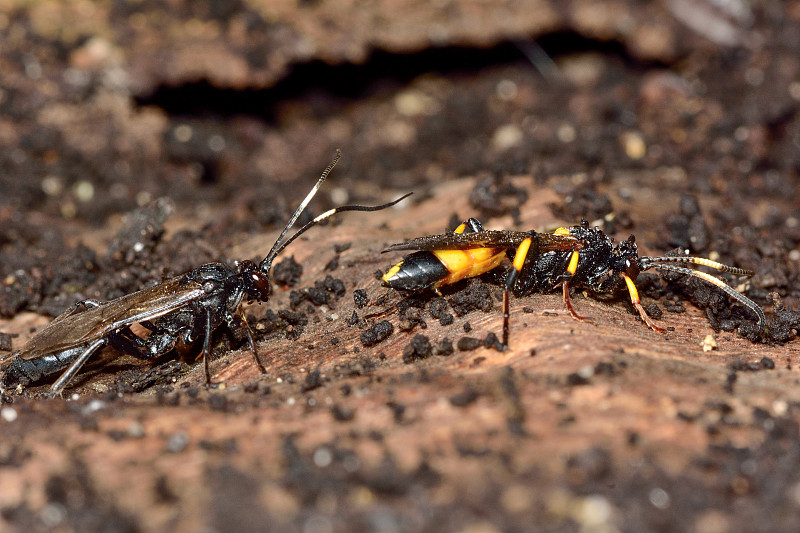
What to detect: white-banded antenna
<box><xmin>260</xmin><ymin>150</ymin><xmax>341</xmax><ymax>272</ymax></box>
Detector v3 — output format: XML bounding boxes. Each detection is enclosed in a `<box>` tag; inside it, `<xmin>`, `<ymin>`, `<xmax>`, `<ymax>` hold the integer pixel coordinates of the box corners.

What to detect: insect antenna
<box><xmin>260</xmin><ymin>149</ymin><xmax>343</xmax><ymax>272</ymax></box>
<box><xmin>258</xmin><ymin>149</ymin><xmax>412</xmax><ymax>273</ymax></box>
<box><xmin>260</xmin><ymin>192</ymin><xmax>413</xmax><ymax>272</ymax></box>
<box><xmin>639</xmin><ymin>255</ymin><xmax>765</xmax><ymax>332</ymax></box>
<box><xmin>641</xmin><ymin>255</ymin><xmax>754</xmax><ymax>276</ymax></box>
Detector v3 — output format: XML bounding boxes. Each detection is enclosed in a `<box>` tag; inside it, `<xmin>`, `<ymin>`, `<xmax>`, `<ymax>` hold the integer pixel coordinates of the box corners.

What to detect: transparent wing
<box><xmin>382</xmin><ymin>230</ymin><xmax>580</xmax><ymax>252</ymax></box>
<box><xmin>17</xmin><ymin>277</ymin><xmax>206</xmax><ymax>361</ymax></box>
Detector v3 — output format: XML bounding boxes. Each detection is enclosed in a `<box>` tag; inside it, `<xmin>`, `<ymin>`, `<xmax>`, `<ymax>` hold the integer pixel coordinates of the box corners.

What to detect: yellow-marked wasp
<box><xmin>382</xmin><ymin>218</ymin><xmax>765</xmax><ymax>346</ymax></box>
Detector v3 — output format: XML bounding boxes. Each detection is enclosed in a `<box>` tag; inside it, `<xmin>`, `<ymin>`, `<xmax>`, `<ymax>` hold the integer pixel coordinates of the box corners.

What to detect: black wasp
<box><xmin>381</xmin><ymin>218</ymin><xmax>765</xmax><ymax>346</ymax></box>
<box><xmin>1</xmin><ymin>151</ymin><xmax>409</xmax><ymax>396</ymax></box>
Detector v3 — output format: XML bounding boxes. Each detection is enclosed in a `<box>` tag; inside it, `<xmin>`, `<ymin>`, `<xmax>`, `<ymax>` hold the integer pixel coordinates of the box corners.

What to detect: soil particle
<box><xmin>434</xmin><ymin>337</ymin><xmax>454</xmax><ymax>356</ymax></box>
<box><xmin>386</xmin><ymin>402</ymin><xmax>406</xmax><ymax>424</ymax></box>
<box><xmin>277</xmin><ymin>309</ymin><xmax>309</xmax><ymax>340</ymax></box>
<box><xmin>359</xmin><ymin>320</ymin><xmax>393</xmax><ymax>347</ymax></box>
<box><xmin>550</xmin><ymin>186</ymin><xmax>615</xmax><ymax>227</ymax></box>
<box><xmin>665</xmin><ymin>194</ymin><xmax>711</xmax><ymax>253</ymax></box>
<box><xmin>0</xmin><ymin>332</ymin><xmax>12</xmax><ymax>351</ymax></box>
<box><xmin>330</xmin><ymin>403</ymin><xmax>355</xmax><ymax>422</ymax></box>
<box><xmin>333</xmin><ymin>243</ymin><xmax>351</xmax><ymax>254</ymax></box>
<box><xmin>352</xmin><ymin>288</ymin><xmax>368</xmax><ymax>308</ymax></box>
<box><xmin>290</xmin><ymin>275</ymin><xmax>346</xmax><ymax>307</ymax></box>
<box><xmin>207</xmin><ymin>393</ymin><xmax>228</xmax><ymax>411</ymax></box>
<box><xmin>767</xmin><ymin>307</ymin><xmax>800</xmax><ymax>343</ymax></box>
<box><xmin>106</xmin><ymin>198</ymin><xmax>173</xmax><ymax>265</ymax></box>
<box><xmin>428</xmin><ymin>296</ymin><xmax>454</xmax><ymax>326</ymax></box>
<box><xmin>643</xmin><ymin>302</ymin><xmax>663</xmax><ymax>320</ymax></box>
<box><xmin>323</xmin><ymin>254</ymin><xmax>339</xmax><ymax>272</ymax></box>
<box><xmin>449</xmin><ymin>387</ymin><xmax>479</xmax><ymax>407</ymax></box>
<box><xmin>428</xmin><ymin>297</ymin><xmax>449</xmax><ymax>319</ymax></box>
<box><xmin>345</xmin><ymin>310</ymin><xmax>359</xmax><ymax>326</ymax></box>
<box><xmin>449</xmin><ymin>279</ymin><xmax>494</xmax><ymax>316</ymax></box>
<box><xmin>273</xmin><ymin>255</ymin><xmax>303</xmax><ymax>287</ymax></box>
<box><xmin>456</xmin><ymin>337</ymin><xmax>483</xmax><ymax>351</ymax></box>
<box><xmin>482</xmin><ymin>332</ymin><xmax>505</xmax><ymax>351</ymax></box>
<box><xmin>402</xmin><ymin>334</ymin><xmax>433</xmax><ymax>363</ymax></box>
<box><xmin>301</xmin><ymin>367</ymin><xmax>324</xmax><ymax>392</ymax></box>
<box><xmin>468</xmin><ymin>173</ymin><xmax>529</xmax><ymax>219</ymax></box>
<box><xmin>398</xmin><ymin>307</ymin><xmax>426</xmax><ymax>331</ymax></box>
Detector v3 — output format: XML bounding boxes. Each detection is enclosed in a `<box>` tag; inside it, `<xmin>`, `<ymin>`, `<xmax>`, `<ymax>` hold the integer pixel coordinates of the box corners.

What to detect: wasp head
<box><xmin>617</xmin><ymin>234</ymin><xmax>641</xmax><ymax>279</ymax></box>
<box><xmin>237</xmin><ymin>260</ymin><xmax>271</xmax><ymax>302</ymax></box>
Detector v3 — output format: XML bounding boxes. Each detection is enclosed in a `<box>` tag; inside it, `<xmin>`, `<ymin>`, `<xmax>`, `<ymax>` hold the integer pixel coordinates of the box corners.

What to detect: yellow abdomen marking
<box><xmin>554</xmin><ymin>227</ymin><xmax>571</xmax><ymax>236</ymax></box>
<box><xmin>433</xmin><ymin>248</ymin><xmax>506</xmax><ymax>287</ymax></box>
<box><xmin>382</xmin><ymin>261</ymin><xmax>404</xmax><ymax>283</ymax></box>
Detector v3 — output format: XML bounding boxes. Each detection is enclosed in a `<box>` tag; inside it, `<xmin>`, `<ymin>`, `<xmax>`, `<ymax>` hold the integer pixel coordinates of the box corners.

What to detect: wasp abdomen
<box><xmin>382</xmin><ymin>247</ymin><xmax>506</xmax><ymax>291</ymax></box>
<box><xmin>2</xmin><ymin>348</ymin><xmax>82</xmax><ymax>388</ymax></box>
<box><xmin>382</xmin><ymin>251</ymin><xmax>450</xmax><ymax>291</ymax></box>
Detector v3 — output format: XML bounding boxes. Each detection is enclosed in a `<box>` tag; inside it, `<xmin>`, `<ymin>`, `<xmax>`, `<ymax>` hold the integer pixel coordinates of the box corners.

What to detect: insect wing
<box><xmin>535</xmin><ymin>232</ymin><xmax>584</xmax><ymax>252</ymax></box>
<box><xmin>16</xmin><ymin>277</ymin><xmax>206</xmax><ymax>361</ymax></box>
<box><xmin>383</xmin><ymin>230</ymin><xmax>580</xmax><ymax>252</ymax></box>
<box><xmin>383</xmin><ymin>231</ymin><xmax>528</xmax><ymax>252</ymax></box>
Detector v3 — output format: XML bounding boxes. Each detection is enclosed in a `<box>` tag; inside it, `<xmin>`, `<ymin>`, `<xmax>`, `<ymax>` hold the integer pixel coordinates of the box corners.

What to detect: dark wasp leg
<box><xmin>556</xmin><ymin>249</ymin><xmax>594</xmax><ymax>325</ymax></box>
<box><xmin>620</xmin><ymin>273</ymin><xmax>665</xmax><ymax>333</ymax></box>
<box><xmin>560</xmin><ymin>281</ymin><xmax>594</xmax><ymax>324</ymax></box>
<box><xmin>457</xmin><ymin>218</ymin><xmax>485</xmax><ymax>234</ymax></box>
<box><xmin>201</xmin><ymin>310</ymin><xmax>213</xmax><ymax>385</ymax></box>
<box><xmin>50</xmin><ymin>338</ymin><xmax>108</xmax><ymax>397</ymax></box>
<box><xmin>502</xmin><ymin>235</ymin><xmax>536</xmax><ymax>347</ymax></box>
<box><xmin>227</xmin><ymin>311</ymin><xmax>266</xmax><ymax>375</ymax></box>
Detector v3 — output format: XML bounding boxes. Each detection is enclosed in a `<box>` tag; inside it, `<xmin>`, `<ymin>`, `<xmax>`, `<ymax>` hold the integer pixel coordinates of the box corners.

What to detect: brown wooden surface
<box><xmin>1</xmin><ymin>177</ymin><xmax>797</xmax><ymax>532</ymax></box>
